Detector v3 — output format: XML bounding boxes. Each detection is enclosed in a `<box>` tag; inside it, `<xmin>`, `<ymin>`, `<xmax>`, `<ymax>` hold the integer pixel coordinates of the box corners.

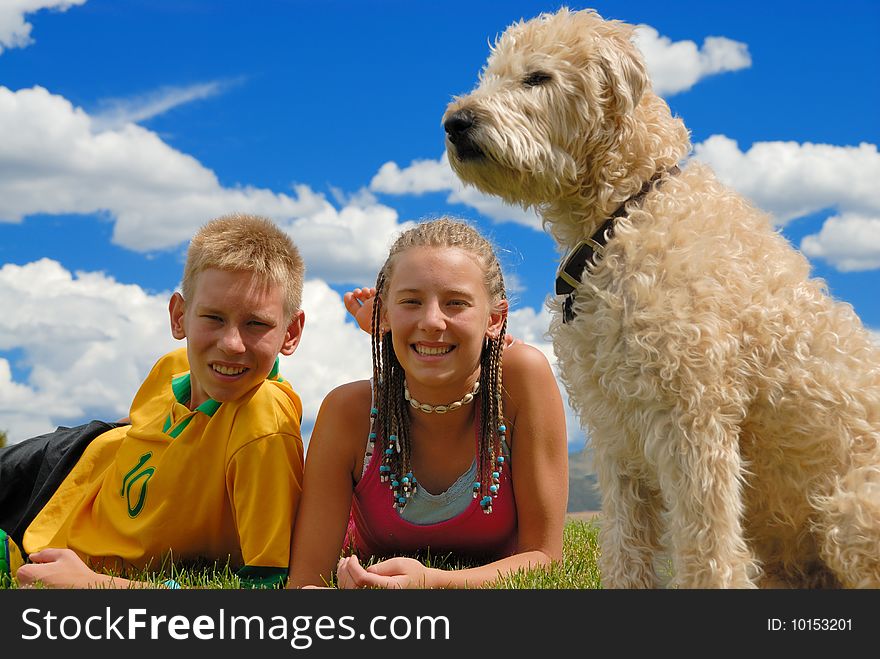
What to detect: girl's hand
<box><xmin>335</xmin><ymin>555</ymin><xmax>433</xmax><ymax>589</ymax></box>
<box><xmin>343</xmin><ymin>288</ymin><xmax>377</xmax><ymax>334</ymax></box>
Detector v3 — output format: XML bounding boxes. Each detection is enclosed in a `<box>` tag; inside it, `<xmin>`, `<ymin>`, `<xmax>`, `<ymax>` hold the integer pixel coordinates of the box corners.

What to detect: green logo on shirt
<box><xmin>121</xmin><ymin>452</ymin><xmax>155</xmax><ymax>518</ymax></box>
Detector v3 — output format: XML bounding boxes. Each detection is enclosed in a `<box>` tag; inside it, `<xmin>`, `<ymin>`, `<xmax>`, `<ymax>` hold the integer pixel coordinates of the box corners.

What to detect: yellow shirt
<box><xmin>25</xmin><ymin>348</ymin><xmax>303</xmax><ymax>587</ymax></box>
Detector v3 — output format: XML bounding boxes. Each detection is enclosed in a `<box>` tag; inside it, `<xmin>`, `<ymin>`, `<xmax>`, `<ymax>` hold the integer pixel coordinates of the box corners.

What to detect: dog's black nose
<box><xmin>444</xmin><ymin>110</ymin><xmax>476</xmax><ymax>143</ymax></box>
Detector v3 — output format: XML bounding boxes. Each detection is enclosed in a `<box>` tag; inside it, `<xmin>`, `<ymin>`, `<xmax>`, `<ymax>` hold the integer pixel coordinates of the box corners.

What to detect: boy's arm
<box><xmin>228</xmin><ymin>427</ymin><xmax>304</xmax><ymax>589</ymax></box>
<box><xmin>16</xmin><ymin>548</ymin><xmax>175</xmax><ymax>589</ymax></box>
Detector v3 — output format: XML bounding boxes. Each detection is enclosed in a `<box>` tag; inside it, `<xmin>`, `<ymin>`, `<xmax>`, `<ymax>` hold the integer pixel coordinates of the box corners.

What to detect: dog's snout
<box><xmin>444</xmin><ymin>110</ymin><xmax>476</xmax><ymax>142</ymax></box>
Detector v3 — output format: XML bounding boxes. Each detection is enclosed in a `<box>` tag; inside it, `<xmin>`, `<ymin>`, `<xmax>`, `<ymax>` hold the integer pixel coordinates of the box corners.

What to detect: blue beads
<box><xmin>498</xmin><ymin>424</ymin><xmax>507</xmax><ymax>433</ymax></box>
<box><xmin>371</xmin><ymin>407</ymin><xmax>378</xmax><ymax>415</ymax></box>
<box><xmin>492</xmin><ymin>471</ymin><xmax>500</xmax><ymax>479</ymax></box>
<box><xmin>489</xmin><ymin>484</ymin><xmax>498</xmax><ymax>493</ymax></box>
<box><xmin>496</xmin><ymin>456</ymin><xmax>505</xmax><ymax>464</ymax></box>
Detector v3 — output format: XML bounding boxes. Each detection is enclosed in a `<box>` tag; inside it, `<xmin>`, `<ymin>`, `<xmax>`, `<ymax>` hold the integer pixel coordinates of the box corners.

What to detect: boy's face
<box><xmin>169</xmin><ymin>268</ymin><xmax>304</xmax><ymax>409</ymax></box>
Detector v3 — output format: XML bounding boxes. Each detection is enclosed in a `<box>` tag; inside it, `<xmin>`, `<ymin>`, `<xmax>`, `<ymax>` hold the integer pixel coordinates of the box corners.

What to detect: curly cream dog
<box><xmin>442</xmin><ymin>7</ymin><xmax>880</xmax><ymax>588</ymax></box>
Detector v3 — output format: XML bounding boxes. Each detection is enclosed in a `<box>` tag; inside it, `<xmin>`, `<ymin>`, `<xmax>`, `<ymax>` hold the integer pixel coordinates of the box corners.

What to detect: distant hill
<box><xmin>567</xmin><ymin>446</ymin><xmax>601</xmax><ymax>512</ymax></box>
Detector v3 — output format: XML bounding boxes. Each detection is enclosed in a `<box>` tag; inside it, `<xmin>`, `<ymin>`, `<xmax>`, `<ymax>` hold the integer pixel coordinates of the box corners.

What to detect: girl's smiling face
<box><xmin>382</xmin><ymin>246</ymin><xmax>505</xmax><ymax>400</ymax></box>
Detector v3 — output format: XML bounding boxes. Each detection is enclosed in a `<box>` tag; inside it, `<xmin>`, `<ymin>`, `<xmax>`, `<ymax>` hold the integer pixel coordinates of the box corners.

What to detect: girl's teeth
<box><xmin>416</xmin><ymin>345</ymin><xmax>451</xmax><ymax>356</ymax></box>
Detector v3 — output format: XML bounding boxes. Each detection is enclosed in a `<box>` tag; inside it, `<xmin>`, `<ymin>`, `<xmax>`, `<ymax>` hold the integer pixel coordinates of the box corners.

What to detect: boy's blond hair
<box><xmin>181</xmin><ymin>213</ymin><xmax>304</xmax><ymax>317</ymax></box>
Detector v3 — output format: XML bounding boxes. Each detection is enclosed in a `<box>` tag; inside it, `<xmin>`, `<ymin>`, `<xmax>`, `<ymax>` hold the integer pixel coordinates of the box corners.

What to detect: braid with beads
<box><xmin>369</xmin><ymin>218</ymin><xmax>508</xmax><ymax>513</ymax></box>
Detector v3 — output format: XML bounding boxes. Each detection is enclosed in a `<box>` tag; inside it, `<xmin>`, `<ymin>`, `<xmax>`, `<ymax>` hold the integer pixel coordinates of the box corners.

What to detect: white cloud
<box><xmin>0</xmin><ymin>259</ymin><xmax>373</xmax><ymax>449</ymax></box>
<box><xmin>633</xmin><ymin>25</ymin><xmax>751</xmax><ymax>96</ymax></box>
<box><xmin>370</xmin><ymin>152</ymin><xmax>541</xmax><ymax>228</ymax></box>
<box><xmin>693</xmin><ymin>136</ymin><xmax>880</xmax><ymax>271</ymax></box>
<box><xmin>0</xmin><ymin>0</ymin><xmax>84</xmax><ymax>54</ymax></box>
<box><xmin>0</xmin><ymin>259</ymin><xmax>178</xmax><ymax>442</ymax></box>
<box><xmin>800</xmin><ymin>214</ymin><xmax>880</xmax><ymax>272</ymax></box>
<box><xmin>448</xmin><ymin>183</ymin><xmax>541</xmax><ymax>228</ymax></box>
<box><xmin>91</xmin><ymin>81</ymin><xmax>234</xmax><ymax>131</ymax></box>
<box><xmin>370</xmin><ymin>158</ymin><xmax>457</xmax><ymax>195</ymax></box>
<box><xmin>0</xmin><ymin>85</ymin><xmax>409</xmax><ymax>284</ymax></box>
<box><xmin>281</xmin><ymin>279</ymin><xmax>373</xmax><ymax>445</ymax></box>
<box><xmin>285</xmin><ymin>199</ymin><xmax>414</xmax><ymax>285</ymax></box>
<box><xmin>694</xmin><ymin>136</ymin><xmax>880</xmax><ymax>225</ymax></box>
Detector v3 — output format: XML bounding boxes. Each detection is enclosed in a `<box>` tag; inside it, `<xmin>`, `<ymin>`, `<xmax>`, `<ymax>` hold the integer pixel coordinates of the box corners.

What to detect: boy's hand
<box><xmin>343</xmin><ymin>287</ymin><xmax>376</xmax><ymax>334</ymax></box>
<box><xmin>17</xmin><ymin>548</ymin><xmax>116</xmax><ymax>589</ymax></box>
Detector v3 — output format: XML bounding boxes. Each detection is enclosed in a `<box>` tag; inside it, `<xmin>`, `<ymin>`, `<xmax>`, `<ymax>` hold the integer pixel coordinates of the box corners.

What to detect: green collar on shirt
<box><xmin>163</xmin><ymin>373</ymin><xmax>221</xmax><ymax>438</ymax></box>
<box><xmin>162</xmin><ymin>357</ymin><xmax>282</xmax><ymax>438</ymax></box>
<box><xmin>267</xmin><ymin>357</ymin><xmax>282</xmax><ymax>382</ymax></box>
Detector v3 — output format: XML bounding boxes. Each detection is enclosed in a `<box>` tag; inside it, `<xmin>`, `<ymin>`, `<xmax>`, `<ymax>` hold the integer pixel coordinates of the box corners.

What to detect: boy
<box><xmin>0</xmin><ymin>213</ymin><xmax>305</xmax><ymax>589</ymax></box>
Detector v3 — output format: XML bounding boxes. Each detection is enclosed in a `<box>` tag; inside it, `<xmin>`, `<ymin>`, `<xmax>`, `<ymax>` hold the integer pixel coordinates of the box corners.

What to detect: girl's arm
<box><xmin>287</xmin><ymin>381</ymin><xmax>371</xmax><ymax>588</ymax></box>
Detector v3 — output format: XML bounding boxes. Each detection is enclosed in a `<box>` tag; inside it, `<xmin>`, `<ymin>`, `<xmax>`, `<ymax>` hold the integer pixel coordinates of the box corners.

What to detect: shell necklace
<box><xmin>404</xmin><ymin>380</ymin><xmax>480</xmax><ymax>414</ymax></box>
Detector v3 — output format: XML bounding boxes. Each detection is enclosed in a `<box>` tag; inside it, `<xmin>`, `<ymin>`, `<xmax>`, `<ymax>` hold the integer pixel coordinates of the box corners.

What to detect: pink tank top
<box><xmin>349</xmin><ymin>415</ymin><xmax>517</xmax><ymax>561</ymax></box>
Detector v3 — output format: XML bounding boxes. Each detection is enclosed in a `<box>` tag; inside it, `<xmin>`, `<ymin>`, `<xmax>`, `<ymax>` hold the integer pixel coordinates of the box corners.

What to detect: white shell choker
<box><xmin>404</xmin><ymin>380</ymin><xmax>480</xmax><ymax>414</ymax></box>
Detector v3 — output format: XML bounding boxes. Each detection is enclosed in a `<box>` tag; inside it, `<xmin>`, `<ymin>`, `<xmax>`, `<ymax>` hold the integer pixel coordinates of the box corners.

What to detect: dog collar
<box><xmin>556</xmin><ymin>166</ymin><xmax>680</xmax><ymax>323</ymax></box>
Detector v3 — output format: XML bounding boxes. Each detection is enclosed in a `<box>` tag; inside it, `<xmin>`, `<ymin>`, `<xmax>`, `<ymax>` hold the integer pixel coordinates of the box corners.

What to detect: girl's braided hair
<box><xmin>370</xmin><ymin>217</ymin><xmax>508</xmax><ymax>512</ymax></box>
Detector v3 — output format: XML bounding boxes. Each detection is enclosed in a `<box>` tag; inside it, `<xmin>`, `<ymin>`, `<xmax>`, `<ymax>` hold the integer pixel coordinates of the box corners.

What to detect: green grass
<box><xmin>490</xmin><ymin>517</ymin><xmax>602</xmax><ymax>589</ymax></box>
<box><xmin>2</xmin><ymin>518</ymin><xmax>602</xmax><ymax>590</ymax></box>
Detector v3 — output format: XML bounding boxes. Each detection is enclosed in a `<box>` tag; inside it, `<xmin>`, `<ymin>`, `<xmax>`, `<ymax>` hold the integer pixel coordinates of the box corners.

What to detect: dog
<box><xmin>442</xmin><ymin>7</ymin><xmax>880</xmax><ymax>588</ymax></box>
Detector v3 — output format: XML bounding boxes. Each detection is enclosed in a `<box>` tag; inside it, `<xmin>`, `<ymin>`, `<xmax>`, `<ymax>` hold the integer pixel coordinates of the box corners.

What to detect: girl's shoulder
<box><xmin>323</xmin><ymin>379</ymin><xmax>373</xmax><ymax>405</ymax></box>
<box><xmin>309</xmin><ymin>380</ymin><xmax>374</xmax><ymax>470</ymax></box>
<box><xmin>501</xmin><ymin>341</ymin><xmax>553</xmax><ymax>378</ymax></box>
<box><xmin>500</xmin><ymin>341</ymin><xmax>560</xmax><ymax>417</ymax></box>
<box><xmin>318</xmin><ymin>380</ymin><xmax>374</xmax><ymax>424</ymax></box>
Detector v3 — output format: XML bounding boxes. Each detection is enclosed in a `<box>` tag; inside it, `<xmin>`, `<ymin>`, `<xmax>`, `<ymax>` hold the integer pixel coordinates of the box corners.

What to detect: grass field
<box><xmin>2</xmin><ymin>518</ymin><xmax>603</xmax><ymax>590</ymax></box>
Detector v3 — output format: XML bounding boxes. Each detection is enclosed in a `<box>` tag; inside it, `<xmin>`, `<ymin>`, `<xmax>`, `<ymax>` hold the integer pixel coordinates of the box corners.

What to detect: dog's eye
<box><xmin>523</xmin><ymin>71</ymin><xmax>552</xmax><ymax>87</ymax></box>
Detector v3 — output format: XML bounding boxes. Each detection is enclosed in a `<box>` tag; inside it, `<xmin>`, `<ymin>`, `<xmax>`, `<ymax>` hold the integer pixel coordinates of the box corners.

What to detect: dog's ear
<box><xmin>596</xmin><ymin>38</ymin><xmax>647</xmax><ymax>120</ymax></box>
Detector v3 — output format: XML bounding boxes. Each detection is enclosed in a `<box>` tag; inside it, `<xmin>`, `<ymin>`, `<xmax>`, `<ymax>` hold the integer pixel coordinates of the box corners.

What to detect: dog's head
<box><xmin>443</xmin><ymin>8</ymin><xmax>688</xmax><ymax>232</ymax></box>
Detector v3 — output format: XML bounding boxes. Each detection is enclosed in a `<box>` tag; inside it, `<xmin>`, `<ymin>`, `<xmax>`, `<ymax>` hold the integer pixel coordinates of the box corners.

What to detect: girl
<box><xmin>288</xmin><ymin>217</ymin><xmax>568</xmax><ymax>588</ymax></box>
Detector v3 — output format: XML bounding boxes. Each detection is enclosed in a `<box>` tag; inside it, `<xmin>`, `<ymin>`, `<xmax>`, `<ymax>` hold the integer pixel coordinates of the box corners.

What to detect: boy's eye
<box><xmin>202</xmin><ymin>315</ymin><xmax>222</xmax><ymax>322</ymax></box>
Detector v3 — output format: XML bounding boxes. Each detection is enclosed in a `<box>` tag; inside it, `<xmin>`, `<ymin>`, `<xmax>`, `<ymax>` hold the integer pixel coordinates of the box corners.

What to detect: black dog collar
<box><xmin>556</xmin><ymin>166</ymin><xmax>680</xmax><ymax>323</ymax></box>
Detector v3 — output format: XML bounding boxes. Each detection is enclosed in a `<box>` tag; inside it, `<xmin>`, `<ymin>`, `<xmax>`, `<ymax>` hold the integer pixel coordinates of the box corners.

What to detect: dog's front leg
<box><xmin>655</xmin><ymin>407</ymin><xmax>760</xmax><ymax>588</ymax></box>
<box><xmin>593</xmin><ymin>427</ymin><xmax>665</xmax><ymax>588</ymax></box>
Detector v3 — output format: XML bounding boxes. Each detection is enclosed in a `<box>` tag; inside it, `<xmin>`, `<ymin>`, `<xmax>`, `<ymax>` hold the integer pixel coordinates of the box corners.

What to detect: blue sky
<box><xmin>1</xmin><ymin>0</ymin><xmax>878</xmax><ymax>450</ymax></box>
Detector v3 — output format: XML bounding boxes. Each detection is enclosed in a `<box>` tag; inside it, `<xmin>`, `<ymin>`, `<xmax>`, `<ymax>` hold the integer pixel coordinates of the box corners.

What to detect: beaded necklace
<box><xmin>369</xmin><ymin>382</ymin><xmax>507</xmax><ymax>515</ymax></box>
